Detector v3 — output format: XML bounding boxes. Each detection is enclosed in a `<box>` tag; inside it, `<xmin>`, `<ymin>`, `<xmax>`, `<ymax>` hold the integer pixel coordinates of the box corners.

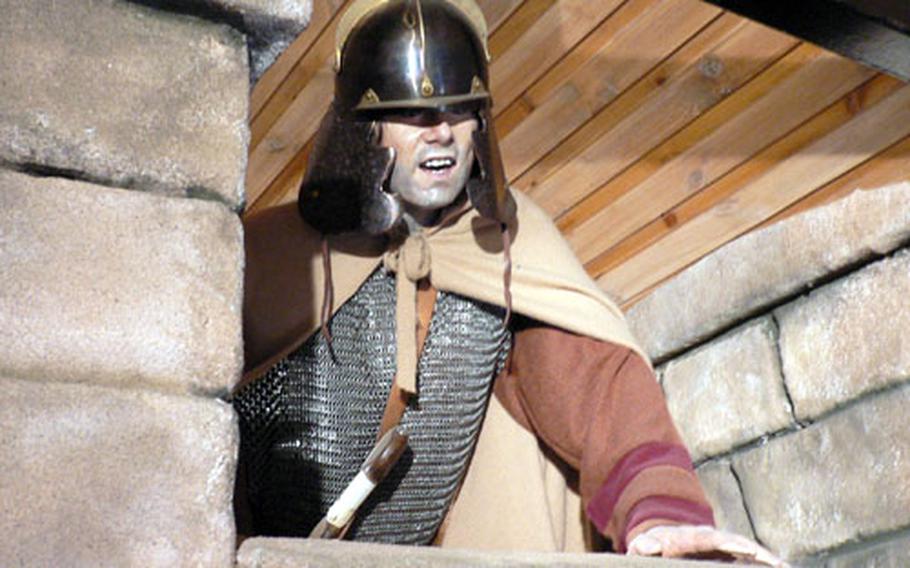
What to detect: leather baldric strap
<box><xmin>378</xmin><ymin>278</ymin><xmax>438</xmax><ymax>438</ymax></box>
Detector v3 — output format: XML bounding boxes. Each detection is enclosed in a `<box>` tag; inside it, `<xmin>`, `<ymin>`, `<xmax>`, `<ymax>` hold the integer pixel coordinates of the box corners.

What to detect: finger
<box><xmin>626</xmin><ymin>533</ymin><xmax>663</xmax><ymax>556</ymax></box>
<box><xmin>716</xmin><ymin>539</ymin><xmax>759</xmax><ymax>557</ymax></box>
<box><xmin>715</xmin><ymin>535</ymin><xmax>789</xmax><ymax>567</ymax></box>
<box><xmin>646</xmin><ymin>526</ymin><xmax>744</xmax><ymax>558</ymax></box>
<box><xmin>657</xmin><ymin>525</ymin><xmax>717</xmax><ymax>556</ymax></box>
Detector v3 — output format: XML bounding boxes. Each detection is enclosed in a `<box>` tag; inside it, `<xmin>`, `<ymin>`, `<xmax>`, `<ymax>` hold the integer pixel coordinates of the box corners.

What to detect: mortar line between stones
<box><xmin>695</xmin><ymin>379</ymin><xmax>910</xmax><ymax>471</ymax></box>
<box><xmin>800</xmin><ymin>522</ymin><xmax>910</xmax><ymax>566</ymax></box>
<box><xmin>693</xmin><ymin>425</ymin><xmax>798</xmax><ymax>468</ymax></box>
<box><xmin>1</xmin><ymin>372</ymin><xmax>233</xmax><ymax>404</ymax></box>
<box><xmin>768</xmin><ymin>313</ymin><xmax>804</xmax><ymax>428</ymax></box>
<box><xmin>3</xmin><ymin>160</ymin><xmax>100</xmax><ymax>186</ymax></box>
<box><xmin>1</xmin><ymin>161</ymin><xmax>241</xmax><ymax>212</ymax></box>
<box><xmin>809</xmin><ymin>376</ymin><xmax>910</xmax><ymax>425</ymax></box>
<box><xmin>728</xmin><ymin>460</ymin><xmax>765</xmax><ymax>547</ymax></box>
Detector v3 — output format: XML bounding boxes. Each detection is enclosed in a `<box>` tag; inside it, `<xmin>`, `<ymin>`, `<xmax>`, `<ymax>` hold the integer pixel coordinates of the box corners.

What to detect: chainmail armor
<box><xmin>233</xmin><ymin>268</ymin><xmax>510</xmax><ymax>544</ymax></box>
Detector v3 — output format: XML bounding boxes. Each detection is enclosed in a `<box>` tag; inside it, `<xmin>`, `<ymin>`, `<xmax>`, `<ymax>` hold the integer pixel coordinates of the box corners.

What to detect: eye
<box><xmin>384</xmin><ymin>109</ymin><xmax>441</xmax><ymax>127</ymax></box>
<box><xmin>442</xmin><ymin>111</ymin><xmax>475</xmax><ymax>125</ymax></box>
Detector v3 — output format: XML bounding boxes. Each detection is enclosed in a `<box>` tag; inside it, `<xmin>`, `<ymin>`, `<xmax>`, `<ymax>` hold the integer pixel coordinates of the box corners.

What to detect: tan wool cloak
<box><xmin>240</xmin><ymin>190</ymin><xmax>662</xmax><ymax>551</ymax></box>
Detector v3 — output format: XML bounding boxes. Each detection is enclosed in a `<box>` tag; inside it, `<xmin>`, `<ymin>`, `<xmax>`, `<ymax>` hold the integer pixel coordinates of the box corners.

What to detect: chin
<box><xmin>403</xmin><ymin>185</ymin><xmax>463</xmax><ymax>210</ymax></box>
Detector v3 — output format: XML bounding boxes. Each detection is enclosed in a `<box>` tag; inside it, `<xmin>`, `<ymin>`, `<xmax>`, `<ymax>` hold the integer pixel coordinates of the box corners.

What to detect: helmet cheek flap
<box><xmin>298</xmin><ymin>104</ymin><xmax>398</xmax><ymax>235</ymax></box>
<box><xmin>467</xmin><ymin>108</ymin><xmax>515</xmax><ymax>223</ymax></box>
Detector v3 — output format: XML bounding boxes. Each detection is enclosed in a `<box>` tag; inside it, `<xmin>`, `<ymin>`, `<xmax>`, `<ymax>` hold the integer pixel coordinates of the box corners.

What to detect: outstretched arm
<box><xmin>496</xmin><ymin>318</ymin><xmax>785</xmax><ymax>565</ymax></box>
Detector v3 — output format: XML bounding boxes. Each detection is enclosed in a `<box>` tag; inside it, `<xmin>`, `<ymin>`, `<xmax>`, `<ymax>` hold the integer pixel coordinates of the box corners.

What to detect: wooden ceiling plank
<box><xmin>493</xmin><ymin>97</ymin><xmax>535</xmax><ymax>141</ymax></box>
<box><xmin>488</xmin><ymin>0</ymin><xmax>557</xmax><ymax>60</ymax></box>
<box><xmin>250</xmin><ymin>1</ymin><xmax>352</xmax><ymax>152</ymax></box>
<box><xmin>244</xmin><ymin>138</ymin><xmax>314</xmax><ymax>219</ymax></box>
<box><xmin>568</xmin><ymin>47</ymin><xmax>875</xmax><ymax>264</ymax></box>
<box><xmin>523</xmin><ymin>16</ymin><xmax>795</xmax><ymax>218</ymax></box>
<box><xmin>245</xmin><ymin>62</ymin><xmax>334</xmax><ymax>206</ymax></box>
<box><xmin>595</xmin><ymin>82</ymin><xmax>910</xmax><ymax>304</ymax></box>
<box><xmin>521</xmin><ymin>0</ymin><xmax>671</xmax><ymax>108</ymax></box>
<box><xmin>476</xmin><ymin>0</ymin><xmax>527</xmax><ymax>34</ymax></box>
<box><xmin>250</xmin><ymin>0</ymin><xmax>347</xmax><ymax>121</ymax></box>
<box><xmin>498</xmin><ymin>0</ymin><xmax>721</xmax><ymax>177</ymax></box>
<box><xmin>513</xmin><ymin>13</ymin><xmax>749</xmax><ymax>197</ymax></box>
<box><xmin>585</xmin><ymin>74</ymin><xmax>904</xmax><ymax>278</ymax></box>
<box><xmin>494</xmin><ymin>0</ymin><xmax>677</xmax><ymax>140</ymax></box>
<box><xmin>489</xmin><ymin>0</ymin><xmax>626</xmax><ymax>115</ymax></box>
<box><xmin>759</xmin><ymin>132</ymin><xmax>910</xmax><ymax>229</ymax></box>
<box><xmin>556</xmin><ymin>42</ymin><xmax>812</xmax><ymax>234</ymax></box>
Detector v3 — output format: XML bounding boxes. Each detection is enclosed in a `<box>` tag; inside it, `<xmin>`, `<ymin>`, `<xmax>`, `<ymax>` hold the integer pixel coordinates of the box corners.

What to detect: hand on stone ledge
<box><xmin>626</xmin><ymin>524</ymin><xmax>789</xmax><ymax>567</ymax></box>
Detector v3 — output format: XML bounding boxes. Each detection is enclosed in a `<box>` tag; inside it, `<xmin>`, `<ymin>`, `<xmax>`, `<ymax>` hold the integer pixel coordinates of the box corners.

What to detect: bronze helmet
<box><xmin>298</xmin><ymin>0</ymin><xmax>515</xmax><ymax>235</ymax></box>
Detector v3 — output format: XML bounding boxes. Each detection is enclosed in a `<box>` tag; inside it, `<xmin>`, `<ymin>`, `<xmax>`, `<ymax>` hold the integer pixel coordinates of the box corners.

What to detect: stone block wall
<box><xmin>628</xmin><ymin>182</ymin><xmax>910</xmax><ymax>565</ymax></box>
<box><xmin>0</xmin><ymin>1</ymin><xmax>311</xmax><ymax>565</ymax></box>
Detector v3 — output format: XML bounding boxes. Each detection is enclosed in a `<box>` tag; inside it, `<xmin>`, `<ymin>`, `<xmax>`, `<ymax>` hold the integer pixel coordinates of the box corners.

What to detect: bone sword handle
<box><xmin>308</xmin><ymin>426</ymin><xmax>409</xmax><ymax>539</ymax></box>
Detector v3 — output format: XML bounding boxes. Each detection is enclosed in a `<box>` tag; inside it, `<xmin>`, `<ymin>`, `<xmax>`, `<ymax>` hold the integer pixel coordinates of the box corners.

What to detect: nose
<box><xmin>421</xmin><ymin>120</ymin><xmax>454</xmax><ymax>145</ymax></box>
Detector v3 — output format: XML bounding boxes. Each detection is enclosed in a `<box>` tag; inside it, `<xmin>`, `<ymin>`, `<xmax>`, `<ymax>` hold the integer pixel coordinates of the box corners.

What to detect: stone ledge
<box><xmin>733</xmin><ymin>383</ymin><xmax>910</xmax><ymax>559</ymax></box>
<box><xmin>776</xmin><ymin>249</ymin><xmax>910</xmax><ymax>420</ymax></box>
<box><xmin>131</xmin><ymin>0</ymin><xmax>314</xmax><ymax>80</ymax></box>
<box><xmin>0</xmin><ymin>376</ymin><xmax>237</xmax><ymax>568</ymax></box>
<box><xmin>0</xmin><ymin>170</ymin><xmax>243</xmax><ymax>395</ymax></box>
<box><xmin>237</xmin><ymin>537</ymin><xmax>731</xmax><ymax>567</ymax></box>
<box><xmin>627</xmin><ymin>182</ymin><xmax>910</xmax><ymax>363</ymax></box>
<box><xmin>662</xmin><ymin>317</ymin><xmax>793</xmax><ymax>462</ymax></box>
<box><xmin>0</xmin><ymin>0</ymin><xmax>249</xmax><ymax>208</ymax></box>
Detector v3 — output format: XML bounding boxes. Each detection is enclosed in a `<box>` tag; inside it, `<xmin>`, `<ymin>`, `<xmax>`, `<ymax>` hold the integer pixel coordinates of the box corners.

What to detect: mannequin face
<box><xmin>379</xmin><ymin>110</ymin><xmax>477</xmax><ymax>226</ymax></box>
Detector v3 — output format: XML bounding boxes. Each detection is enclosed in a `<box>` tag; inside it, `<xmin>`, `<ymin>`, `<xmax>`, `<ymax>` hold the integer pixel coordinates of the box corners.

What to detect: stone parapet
<box><xmin>0</xmin><ymin>376</ymin><xmax>237</xmax><ymax>567</ymax></box>
<box><xmin>236</xmin><ymin>537</ymin><xmax>731</xmax><ymax>567</ymax></box>
<box><xmin>662</xmin><ymin>318</ymin><xmax>793</xmax><ymax>462</ymax></box>
<box><xmin>776</xmin><ymin>249</ymin><xmax>910</xmax><ymax>421</ymax></box>
<box><xmin>627</xmin><ymin>183</ymin><xmax>910</xmax><ymax>363</ymax></box>
<box><xmin>0</xmin><ymin>170</ymin><xmax>243</xmax><ymax>396</ymax></box>
<box><xmin>0</xmin><ymin>0</ymin><xmax>249</xmax><ymax>208</ymax></box>
<box><xmin>733</xmin><ymin>384</ymin><xmax>910</xmax><ymax>559</ymax></box>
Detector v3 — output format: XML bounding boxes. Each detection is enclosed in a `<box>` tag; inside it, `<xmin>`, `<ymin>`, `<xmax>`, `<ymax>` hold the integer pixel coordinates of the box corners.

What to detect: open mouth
<box><xmin>420</xmin><ymin>156</ymin><xmax>456</xmax><ymax>174</ymax></box>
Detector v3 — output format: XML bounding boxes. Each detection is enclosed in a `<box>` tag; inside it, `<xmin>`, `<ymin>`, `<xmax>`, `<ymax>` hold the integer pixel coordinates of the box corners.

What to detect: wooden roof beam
<box><xmin>704</xmin><ymin>0</ymin><xmax>910</xmax><ymax>82</ymax></box>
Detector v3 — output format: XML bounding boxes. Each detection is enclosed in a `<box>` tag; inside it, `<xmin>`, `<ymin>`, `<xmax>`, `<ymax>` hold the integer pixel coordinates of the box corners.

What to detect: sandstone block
<box><xmin>237</xmin><ymin>537</ymin><xmax>728</xmax><ymax>567</ymax></box>
<box><xmin>0</xmin><ymin>170</ymin><xmax>243</xmax><ymax>395</ymax></box>
<box><xmin>775</xmin><ymin>249</ymin><xmax>910</xmax><ymax>420</ymax></box>
<box><xmin>695</xmin><ymin>459</ymin><xmax>754</xmax><ymax>539</ymax></box>
<box><xmin>732</xmin><ymin>384</ymin><xmax>910</xmax><ymax>559</ymax></box>
<box><xmin>0</xmin><ymin>377</ymin><xmax>237</xmax><ymax>567</ymax></box>
<box><xmin>662</xmin><ymin>318</ymin><xmax>793</xmax><ymax>461</ymax></box>
<box><xmin>0</xmin><ymin>0</ymin><xmax>249</xmax><ymax>207</ymax></box>
<box><xmin>166</xmin><ymin>0</ymin><xmax>315</xmax><ymax>79</ymax></box>
<box><xmin>627</xmin><ymin>183</ymin><xmax>910</xmax><ymax>362</ymax></box>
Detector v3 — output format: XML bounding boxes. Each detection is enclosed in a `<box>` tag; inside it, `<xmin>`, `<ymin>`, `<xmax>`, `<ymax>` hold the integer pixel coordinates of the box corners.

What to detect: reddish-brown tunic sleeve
<box><xmin>495</xmin><ymin>318</ymin><xmax>714</xmax><ymax>551</ymax></box>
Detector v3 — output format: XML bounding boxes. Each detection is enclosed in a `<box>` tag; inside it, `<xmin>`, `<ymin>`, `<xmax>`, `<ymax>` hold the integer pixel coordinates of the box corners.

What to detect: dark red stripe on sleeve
<box><xmin>621</xmin><ymin>495</ymin><xmax>716</xmax><ymax>552</ymax></box>
<box><xmin>585</xmin><ymin>441</ymin><xmax>694</xmax><ymax>533</ymax></box>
